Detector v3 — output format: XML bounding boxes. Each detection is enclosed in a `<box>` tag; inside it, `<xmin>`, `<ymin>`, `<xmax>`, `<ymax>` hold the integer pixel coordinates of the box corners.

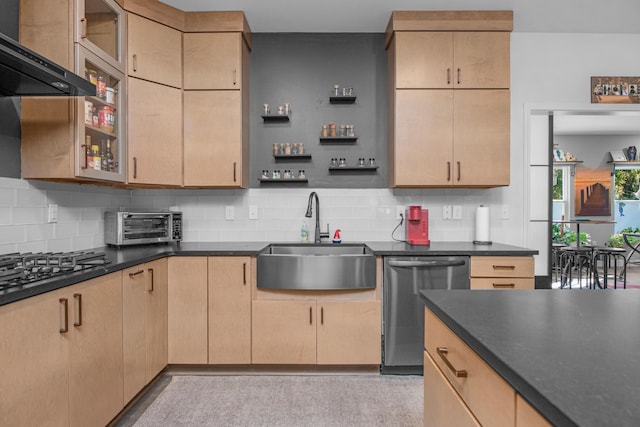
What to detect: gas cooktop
<box><xmin>0</xmin><ymin>251</ymin><xmax>109</xmax><ymax>292</ymax></box>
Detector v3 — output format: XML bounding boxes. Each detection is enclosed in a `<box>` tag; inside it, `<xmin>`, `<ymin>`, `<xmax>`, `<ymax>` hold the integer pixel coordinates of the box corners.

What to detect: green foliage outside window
<box><xmin>552</xmin><ymin>169</ymin><xmax>563</xmax><ymax>200</ymax></box>
<box><xmin>614</xmin><ymin>169</ymin><xmax>640</xmax><ymax>200</ymax></box>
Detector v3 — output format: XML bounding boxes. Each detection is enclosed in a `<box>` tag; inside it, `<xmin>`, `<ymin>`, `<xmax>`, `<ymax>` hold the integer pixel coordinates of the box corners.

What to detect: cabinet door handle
<box><xmin>233</xmin><ymin>162</ymin><xmax>237</xmax><ymax>182</ymax></box>
<box><xmin>133</xmin><ymin>157</ymin><xmax>138</xmax><ymax>179</ymax></box>
<box><xmin>436</xmin><ymin>347</ymin><xmax>467</xmax><ymax>378</ymax></box>
<box><xmin>493</xmin><ymin>265</ymin><xmax>516</xmax><ymax>271</ymax></box>
<box><xmin>133</xmin><ymin>54</ymin><xmax>137</xmax><ymax>72</ymax></box>
<box><xmin>309</xmin><ymin>306</ymin><xmax>313</xmax><ymax>325</ymax></box>
<box><xmin>148</xmin><ymin>268</ymin><xmax>154</xmax><ymax>292</ymax></box>
<box><xmin>493</xmin><ymin>283</ymin><xmax>516</xmax><ymax>288</ymax></box>
<box><xmin>321</xmin><ymin>307</ymin><xmax>324</xmax><ymax>325</ymax></box>
<box><xmin>447</xmin><ymin>161</ymin><xmax>451</xmax><ymax>182</ymax></box>
<box><xmin>243</xmin><ymin>262</ymin><xmax>247</xmax><ymax>285</ymax></box>
<box><xmin>81</xmin><ymin>144</ymin><xmax>88</xmax><ymax>170</ymax></box>
<box><xmin>59</xmin><ymin>298</ymin><xmax>69</xmax><ymax>333</ymax></box>
<box><xmin>457</xmin><ymin>161</ymin><xmax>461</xmax><ymax>182</ymax></box>
<box><xmin>129</xmin><ymin>269</ymin><xmax>144</xmax><ymax>278</ymax></box>
<box><xmin>447</xmin><ymin>68</ymin><xmax>451</xmax><ymax>85</ymax></box>
<box><xmin>80</xmin><ymin>18</ymin><xmax>87</xmax><ymax>39</ymax></box>
<box><xmin>73</xmin><ymin>293</ymin><xmax>82</xmax><ymax>327</ymax></box>
<box><xmin>457</xmin><ymin>68</ymin><xmax>461</xmax><ymax>85</ymax></box>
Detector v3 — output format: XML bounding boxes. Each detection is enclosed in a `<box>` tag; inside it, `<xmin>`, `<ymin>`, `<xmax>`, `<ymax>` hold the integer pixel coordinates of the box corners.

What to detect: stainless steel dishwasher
<box><xmin>382</xmin><ymin>256</ymin><xmax>470</xmax><ymax>374</ymax></box>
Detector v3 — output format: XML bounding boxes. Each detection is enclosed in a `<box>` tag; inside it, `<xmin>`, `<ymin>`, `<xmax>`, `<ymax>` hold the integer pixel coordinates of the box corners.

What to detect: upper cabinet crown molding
<box><xmin>385</xmin><ymin>10</ymin><xmax>513</xmax><ymax>46</ymax></box>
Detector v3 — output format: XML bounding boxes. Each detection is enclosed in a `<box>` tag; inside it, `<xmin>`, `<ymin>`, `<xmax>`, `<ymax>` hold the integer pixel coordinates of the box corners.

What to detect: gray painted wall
<box><xmin>249</xmin><ymin>33</ymin><xmax>388</xmax><ymax>188</ymax></box>
<box><xmin>0</xmin><ymin>0</ymin><xmax>21</xmax><ymax>178</ymax></box>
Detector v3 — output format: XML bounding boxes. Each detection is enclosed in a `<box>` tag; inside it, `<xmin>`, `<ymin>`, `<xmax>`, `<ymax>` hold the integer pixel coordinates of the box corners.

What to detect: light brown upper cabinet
<box><xmin>387</xmin><ymin>11</ymin><xmax>513</xmax><ymax>188</ymax></box>
<box><xmin>183</xmin><ymin>29</ymin><xmax>251</xmax><ymax>188</ymax></box>
<box><xmin>184</xmin><ymin>32</ymin><xmax>244</xmax><ymax>90</ymax></box>
<box><xmin>19</xmin><ymin>0</ymin><xmax>127</xmax><ymax>184</ymax></box>
<box><xmin>394</xmin><ymin>31</ymin><xmax>510</xmax><ymax>89</ymax></box>
<box><xmin>127</xmin><ymin>77</ymin><xmax>183</xmax><ymax>186</ymax></box>
<box><xmin>127</xmin><ymin>13</ymin><xmax>182</xmax><ymax>88</ymax></box>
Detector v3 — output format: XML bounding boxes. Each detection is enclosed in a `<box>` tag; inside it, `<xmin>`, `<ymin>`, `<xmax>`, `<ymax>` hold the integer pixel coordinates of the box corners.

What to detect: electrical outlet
<box><xmin>442</xmin><ymin>205</ymin><xmax>452</xmax><ymax>220</ymax></box>
<box><xmin>396</xmin><ymin>206</ymin><xmax>405</xmax><ymax>220</ymax></box>
<box><xmin>225</xmin><ymin>206</ymin><xmax>235</xmax><ymax>220</ymax></box>
<box><xmin>501</xmin><ymin>205</ymin><xmax>509</xmax><ymax>220</ymax></box>
<box><xmin>452</xmin><ymin>205</ymin><xmax>462</xmax><ymax>220</ymax></box>
<box><xmin>249</xmin><ymin>205</ymin><xmax>258</xmax><ymax>220</ymax></box>
<box><xmin>48</xmin><ymin>204</ymin><xmax>58</xmax><ymax>223</ymax></box>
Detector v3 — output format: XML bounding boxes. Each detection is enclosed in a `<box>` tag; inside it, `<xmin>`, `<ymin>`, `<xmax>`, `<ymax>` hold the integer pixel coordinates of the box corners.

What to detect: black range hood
<box><xmin>0</xmin><ymin>32</ymin><xmax>96</xmax><ymax>97</ymax></box>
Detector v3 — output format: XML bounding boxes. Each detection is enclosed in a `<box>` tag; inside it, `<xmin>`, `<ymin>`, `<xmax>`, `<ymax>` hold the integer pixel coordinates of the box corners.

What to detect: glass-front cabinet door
<box><xmin>76</xmin><ymin>45</ymin><xmax>126</xmax><ymax>182</ymax></box>
<box><xmin>75</xmin><ymin>0</ymin><xmax>125</xmax><ymax>70</ymax></box>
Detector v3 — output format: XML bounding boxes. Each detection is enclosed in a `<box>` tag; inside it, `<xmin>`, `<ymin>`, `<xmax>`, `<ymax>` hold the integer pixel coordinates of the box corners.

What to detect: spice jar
<box><xmin>346</xmin><ymin>125</ymin><xmax>355</xmax><ymax>137</ymax></box>
<box><xmin>284</xmin><ymin>143</ymin><xmax>291</xmax><ymax>155</ymax></box>
<box><xmin>330</xmin><ymin>158</ymin><xmax>338</xmax><ymax>168</ymax></box>
<box><xmin>297</xmin><ymin>143</ymin><xmax>304</xmax><ymax>155</ymax></box>
<box><xmin>96</xmin><ymin>74</ymin><xmax>107</xmax><ymax>99</ymax></box>
<box><xmin>98</xmin><ymin>106</ymin><xmax>115</xmax><ymax>133</ymax></box>
<box><xmin>333</xmin><ymin>84</ymin><xmax>340</xmax><ymax>96</ymax></box>
<box><xmin>339</xmin><ymin>125</ymin><xmax>346</xmax><ymax>137</ymax></box>
<box><xmin>321</xmin><ymin>125</ymin><xmax>328</xmax><ymax>137</ymax></box>
<box><xmin>339</xmin><ymin>158</ymin><xmax>347</xmax><ymax>167</ymax></box>
<box><xmin>87</xmin><ymin>69</ymin><xmax>97</xmax><ymax>85</ymax></box>
<box><xmin>328</xmin><ymin>123</ymin><xmax>336</xmax><ymax>137</ymax></box>
<box><xmin>284</xmin><ymin>103</ymin><xmax>291</xmax><ymax>115</ymax></box>
<box><xmin>263</xmin><ymin>103</ymin><xmax>270</xmax><ymax>115</ymax></box>
<box><xmin>273</xmin><ymin>143</ymin><xmax>278</xmax><ymax>155</ymax></box>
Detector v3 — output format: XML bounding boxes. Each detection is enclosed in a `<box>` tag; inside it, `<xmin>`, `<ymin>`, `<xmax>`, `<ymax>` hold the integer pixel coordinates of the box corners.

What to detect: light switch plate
<box><xmin>501</xmin><ymin>205</ymin><xmax>509</xmax><ymax>220</ymax></box>
<box><xmin>452</xmin><ymin>205</ymin><xmax>462</xmax><ymax>220</ymax></box>
<box><xmin>442</xmin><ymin>205</ymin><xmax>452</xmax><ymax>220</ymax></box>
<box><xmin>225</xmin><ymin>206</ymin><xmax>235</xmax><ymax>220</ymax></box>
<box><xmin>47</xmin><ymin>204</ymin><xmax>58</xmax><ymax>223</ymax></box>
<box><xmin>249</xmin><ymin>205</ymin><xmax>258</xmax><ymax>220</ymax></box>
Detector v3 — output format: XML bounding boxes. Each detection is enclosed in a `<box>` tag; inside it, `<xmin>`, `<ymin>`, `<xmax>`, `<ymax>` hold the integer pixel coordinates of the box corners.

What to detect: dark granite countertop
<box><xmin>0</xmin><ymin>241</ymin><xmax>536</xmax><ymax>306</ymax></box>
<box><xmin>420</xmin><ymin>290</ymin><xmax>640</xmax><ymax>427</ymax></box>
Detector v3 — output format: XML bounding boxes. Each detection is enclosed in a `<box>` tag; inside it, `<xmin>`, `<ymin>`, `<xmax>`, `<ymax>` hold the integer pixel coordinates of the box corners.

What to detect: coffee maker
<box><xmin>405</xmin><ymin>206</ymin><xmax>430</xmax><ymax>245</ymax></box>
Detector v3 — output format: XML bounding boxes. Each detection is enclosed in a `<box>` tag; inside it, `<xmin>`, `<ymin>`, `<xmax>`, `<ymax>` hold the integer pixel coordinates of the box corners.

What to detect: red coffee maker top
<box><xmin>405</xmin><ymin>206</ymin><xmax>430</xmax><ymax>246</ymax></box>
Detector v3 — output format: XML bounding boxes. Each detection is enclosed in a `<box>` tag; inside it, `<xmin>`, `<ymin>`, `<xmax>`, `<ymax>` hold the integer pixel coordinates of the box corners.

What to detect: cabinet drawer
<box><xmin>470</xmin><ymin>278</ymin><xmax>534</xmax><ymax>290</ymax></box>
<box><xmin>424</xmin><ymin>351</ymin><xmax>480</xmax><ymax>427</ymax></box>
<box><xmin>424</xmin><ymin>308</ymin><xmax>515</xmax><ymax>427</ymax></box>
<box><xmin>470</xmin><ymin>256</ymin><xmax>533</xmax><ymax>278</ymax></box>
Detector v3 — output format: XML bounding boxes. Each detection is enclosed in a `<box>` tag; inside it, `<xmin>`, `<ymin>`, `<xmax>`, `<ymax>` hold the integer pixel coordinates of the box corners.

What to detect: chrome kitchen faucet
<box><xmin>305</xmin><ymin>192</ymin><xmax>330</xmax><ymax>244</ymax></box>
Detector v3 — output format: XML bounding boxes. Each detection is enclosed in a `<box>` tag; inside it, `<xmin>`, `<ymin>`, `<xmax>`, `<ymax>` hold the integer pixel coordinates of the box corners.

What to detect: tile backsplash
<box><xmin>0</xmin><ymin>177</ymin><xmax>507</xmax><ymax>253</ymax></box>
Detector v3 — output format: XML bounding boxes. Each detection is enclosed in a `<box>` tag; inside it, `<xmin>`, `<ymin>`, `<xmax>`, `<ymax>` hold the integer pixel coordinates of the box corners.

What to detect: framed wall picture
<box><xmin>553</xmin><ymin>148</ymin><xmax>565</xmax><ymax>162</ymax></box>
<box><xmin>592</xmin><ymin>76</ymin><xmax>640</xmax><ymax>104</ymax></box>
<box><xmin>574</xmin><ymin>167</ymin><xmax>611</xmax><ymax>216</ymax></box>
<box><xmin>610</xmin><ymin>150</ymin><xmax>627</xmax><ymax>161</ymax></box>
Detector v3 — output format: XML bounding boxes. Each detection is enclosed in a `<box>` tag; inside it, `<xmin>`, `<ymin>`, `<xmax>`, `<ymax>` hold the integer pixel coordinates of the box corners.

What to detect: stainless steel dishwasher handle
<box><xmin>388</xmin><ymin>259</ymin><xmax>466</xmax><ymax>268</ymax></box>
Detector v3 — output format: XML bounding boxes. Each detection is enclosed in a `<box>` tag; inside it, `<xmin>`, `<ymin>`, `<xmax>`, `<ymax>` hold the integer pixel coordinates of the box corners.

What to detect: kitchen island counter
<box><xmin>421</xmin><ymin>289</ymin><xmax>640</xmax><ymax>427</ymax></box>
<box><xmin>0</xmin><ymin>241</ymin><xmax>535</xmax><ymax>306</ymax></box>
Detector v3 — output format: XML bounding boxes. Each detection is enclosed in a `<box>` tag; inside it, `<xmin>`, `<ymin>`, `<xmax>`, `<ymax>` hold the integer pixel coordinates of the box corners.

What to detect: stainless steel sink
<box><xmin>257</xmin><ymin>243</ymin><xmax>376</xmax><ymax>290</ymax></box>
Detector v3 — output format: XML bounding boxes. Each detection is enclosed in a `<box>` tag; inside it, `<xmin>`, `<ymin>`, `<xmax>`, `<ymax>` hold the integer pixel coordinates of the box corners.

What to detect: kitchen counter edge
<box><xmin>0</xmin><ymin>241</ymin><xmax>537</xmax><ymax>306</ymax></box>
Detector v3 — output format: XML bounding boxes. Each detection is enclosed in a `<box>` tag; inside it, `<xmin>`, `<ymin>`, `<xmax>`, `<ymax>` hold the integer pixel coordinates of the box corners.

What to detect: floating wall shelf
<box><xmin>259</xmin><ymin>178</ymin><xmax>308</xmax><ymax>183</ymax></box>
<box><xmin>261</xmin><ymin>114</ymin><xmax>290</xmax><ymax>122</ymax></box>
<box><xmin>319</xmin><ymin>136</ymin><xmax>357</xmax><ymax>144</ymax></box>
<box><xmin>329</xmin><ymin>96</ymin><xmax>356</xmax><ymax>104</ymax></box>
<box><xmin>273</xmin><ymin>154</ymin><xmax>312</xmax><ymax>160</ymax></box>
<box><xmin>329</xmin><ymin>166</ymin><xmax>378</xmax><ymax>172</ymax></box>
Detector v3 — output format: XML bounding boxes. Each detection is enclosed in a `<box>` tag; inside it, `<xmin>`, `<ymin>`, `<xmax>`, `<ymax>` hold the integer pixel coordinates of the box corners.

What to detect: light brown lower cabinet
<box><xmin>252</xmin><ymin>300</ymin><xmax>381</xmax><ymax>365</ymax></box>
<box><xmin>0</xmin><ymin>272</ymin><xmax>124</xmax><ymax>427</ymax></box>
<box><xmin>208</xmin><ymin>256</ymin><xmax>252</xmax><ymax>364</ymax></box>
<box><xmin>122</xmin><ymin>259</ymin><xmax>168</xmax><ymax>402</ymax></box>
<box><xmin>167</xmin><ymin>256</ymin><xmax>209</xmax><ymax>363</ymax></box>
<box><xmin>470</xmin><ymin>256</ymin><xmax>535</xmax><ymax>289</ymax></box>
<box><xmin>424</xmin><ymin>307</ymin><xmax>550</xmax><ymax>426</ymax></box>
